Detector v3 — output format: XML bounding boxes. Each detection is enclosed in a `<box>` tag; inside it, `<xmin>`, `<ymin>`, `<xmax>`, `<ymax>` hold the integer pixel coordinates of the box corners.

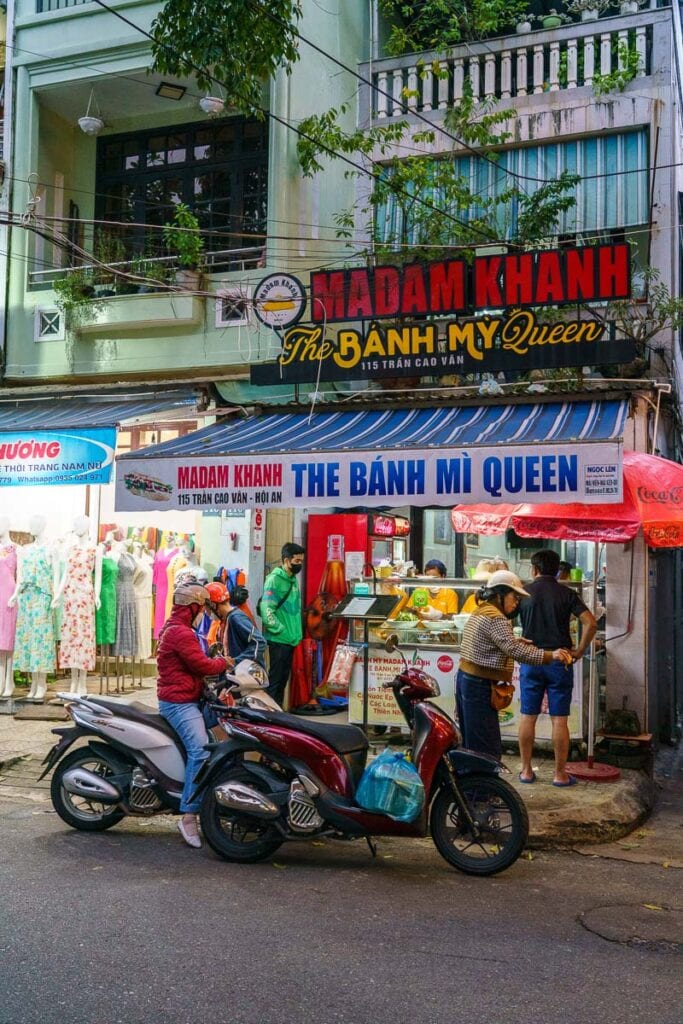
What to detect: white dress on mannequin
<box><xmin>133</xmin><ymin>549</ymin><xmax>153</xmax><ymax>661</ymax></box>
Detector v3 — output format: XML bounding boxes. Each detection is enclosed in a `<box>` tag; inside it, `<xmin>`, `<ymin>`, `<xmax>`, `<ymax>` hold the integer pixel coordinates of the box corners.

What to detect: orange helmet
<box><xmin>206</xmin><ymin>581</ymin><xmax>230</xmax><ymax>604</ymax></box>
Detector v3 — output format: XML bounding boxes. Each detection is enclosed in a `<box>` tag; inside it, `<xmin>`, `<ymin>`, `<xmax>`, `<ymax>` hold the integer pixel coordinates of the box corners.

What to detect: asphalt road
<box><xmin>0</xmin><ymin>799</ymin><xmax>681</xmax><ymax>1024</ymax></box>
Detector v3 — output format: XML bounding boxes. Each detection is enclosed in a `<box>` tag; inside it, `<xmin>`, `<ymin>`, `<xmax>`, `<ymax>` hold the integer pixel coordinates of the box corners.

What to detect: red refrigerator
<box><xmin>304</xmin><ymin>513</ymin><xmax>410</xmax><ymax>688</ymax></box>
<box><xmin>305</xmin><ymin>512</ymin><xmax>410</xmax><ymax>606</ymax></box>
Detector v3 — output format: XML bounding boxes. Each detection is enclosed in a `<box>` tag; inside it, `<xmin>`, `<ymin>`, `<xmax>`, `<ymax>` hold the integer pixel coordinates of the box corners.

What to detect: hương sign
<box><xmin>0</xmin><ymin>428</ymin><xmax>116</xmax><ymax>487</ymax></box>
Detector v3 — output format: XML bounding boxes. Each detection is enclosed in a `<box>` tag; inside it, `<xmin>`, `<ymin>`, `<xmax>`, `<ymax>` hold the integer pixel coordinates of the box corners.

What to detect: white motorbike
<box><xmin>41</xmin><ymin>661</ymin><xmax>275</xmax><ymax>832</ymax></box>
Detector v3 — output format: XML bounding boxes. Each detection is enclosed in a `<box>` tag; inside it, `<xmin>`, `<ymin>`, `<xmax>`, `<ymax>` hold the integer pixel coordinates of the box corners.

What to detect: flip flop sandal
<box><xmin>552</xmin><ymin>776</ymin><xmax>578</xmax><ymax>787</ymax></box>
<box><xmin>518</xmin><ymin>772</ymin><xmax>537</xmax><ymax>784</ymax></box>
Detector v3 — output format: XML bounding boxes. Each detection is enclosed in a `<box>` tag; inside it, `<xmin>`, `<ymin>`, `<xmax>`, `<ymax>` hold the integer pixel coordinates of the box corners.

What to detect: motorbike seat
<box><xmin>87</xmin><ymin>698</ymin><xmax>185</xmax><ymax>750</ymax></box>
<box><xmin>238</xmin><ymin>707</ymin><xmax>369</xmax><ymax>755</ymax></box>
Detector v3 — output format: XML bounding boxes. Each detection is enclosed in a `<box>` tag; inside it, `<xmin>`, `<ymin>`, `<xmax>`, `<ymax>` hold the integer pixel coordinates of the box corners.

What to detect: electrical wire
<box><xmin>88</xmin><ymin>0</ymin><xmax>504</xmax><ymax>245</ymax></box>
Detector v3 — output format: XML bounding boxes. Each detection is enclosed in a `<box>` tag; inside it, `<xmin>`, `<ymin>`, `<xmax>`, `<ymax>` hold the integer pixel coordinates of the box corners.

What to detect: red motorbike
<box><xmin>195</xmin><ymin>643</ymin><xmax>529</xmax><ymax>876</ymax></box>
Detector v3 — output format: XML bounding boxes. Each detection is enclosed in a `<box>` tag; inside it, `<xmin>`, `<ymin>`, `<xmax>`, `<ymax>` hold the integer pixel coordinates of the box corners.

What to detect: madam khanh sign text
<box><xmin>309</xmin><ymin>243</ymin><xmax>630</xmax><ymax>321</ymax></box>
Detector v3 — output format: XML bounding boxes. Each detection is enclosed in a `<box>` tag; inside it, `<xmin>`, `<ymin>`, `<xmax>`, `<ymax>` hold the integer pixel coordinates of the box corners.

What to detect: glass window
<box><xmin>375</xmin><ymin>129</ymin><xmax>649</xmax><ymax>247</ymax></box>
<box><xmin>95</xmin><ymin>117</ymin><xmax>268</xmax><ymax>268</ymax></box>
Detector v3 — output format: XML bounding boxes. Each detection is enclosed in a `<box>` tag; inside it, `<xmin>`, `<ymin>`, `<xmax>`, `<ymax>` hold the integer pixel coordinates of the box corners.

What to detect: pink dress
<box><xmin>59</xmin><ymin>546</ymin><xmax>97</xmax><ymax>672</ymax></box>
<box><xmin>0</xmin><ymin>544</ymin><xmax>18</xmax><ymax>653</ymax></box>
<box><xmin>153</xmin><ymin>547</ymin><xmax>177</xmax><ymax>639</ymax></box>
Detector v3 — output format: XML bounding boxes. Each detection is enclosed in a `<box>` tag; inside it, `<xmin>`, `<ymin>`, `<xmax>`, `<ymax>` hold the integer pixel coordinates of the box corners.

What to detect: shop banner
<box><xmin>250</xmin><ymin>315</ymin><xmax>635</xmax><ymax>386</ymax></box>
<box><xmin>349</xmin><ymin>648</ymin><xmax>582</xmax><ymax>737</ymax></box>
<box><xmin>0</xmin><ymin>428</ymin><xmax>116</xmax><ymax>487</ymax></box>
<box><xmin>115</xmin><ymin>441</ymin><xmax>623</xmax><ymax>511</ymax></box>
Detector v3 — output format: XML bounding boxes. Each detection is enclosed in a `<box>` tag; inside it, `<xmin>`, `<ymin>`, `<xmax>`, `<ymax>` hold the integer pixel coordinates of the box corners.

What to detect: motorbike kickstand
<box><xmin>366</xmin><ymin>837</ymin><xmax>378</xmax><ymax>858</ymax></box>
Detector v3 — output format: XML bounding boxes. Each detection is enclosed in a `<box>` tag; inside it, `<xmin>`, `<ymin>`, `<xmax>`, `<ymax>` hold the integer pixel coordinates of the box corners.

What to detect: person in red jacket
<box><xmin>157</xmin><ymin>581</ymin><xmax>233</xmax><ymax>849</ymax></box>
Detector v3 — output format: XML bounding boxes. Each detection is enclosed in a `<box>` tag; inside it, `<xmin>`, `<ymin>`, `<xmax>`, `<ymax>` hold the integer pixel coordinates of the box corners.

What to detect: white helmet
<box><xmin>231</xmin><ymin>659</ymin><xmax>269</xmax><ymax>691</ymax></box>
<box><xmin>173</xmin><ymin>582</ymin><xmax>210</xmax><ymax>607</ymax></box>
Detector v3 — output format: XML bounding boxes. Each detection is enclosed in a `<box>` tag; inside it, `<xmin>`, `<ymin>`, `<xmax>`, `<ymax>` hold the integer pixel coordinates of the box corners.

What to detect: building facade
<box><xmin>1</xmin><ymin>0</ymin><xmax>682</xmax><ymax>739</ymax></box>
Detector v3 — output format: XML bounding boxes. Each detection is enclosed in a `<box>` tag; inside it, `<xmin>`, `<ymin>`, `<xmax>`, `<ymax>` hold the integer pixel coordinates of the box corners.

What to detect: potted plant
<box><xmin>541</xmin><ymin>8</ymin><xmax>570</xmax><ymax>28</ymax></box>
<box><xmin>567</xmin><ymin>0</ymin><xmax>610</xmax><ymax>21</ymax></box>
<box><xmin>516</xmin><ymin>15</ymin><xmax>533</xmax><ymax>32</ymax></box>
<box><xmin>53</xmin><ymin>267</ymin><xmax>102</xmax><ymax>330</ymax></box>
<box><xmin>620</xmin><ymin>0</ymin><xmax>645</xmax><ymax>13</ymax></box>
<box><xmin>163</xmin><ymin>203</ymin><xmax>205</xmax><ymax>288</ymax></box>
<box><xmin>93</xmin><ymin>229</ymin><xmax>127</xmax><ymax>296</ymax></box>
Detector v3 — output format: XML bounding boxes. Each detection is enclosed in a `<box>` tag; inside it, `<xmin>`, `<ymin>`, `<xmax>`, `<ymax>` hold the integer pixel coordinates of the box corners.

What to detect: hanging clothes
<box><xmin>152</xmin><ymin>546</ymin><xmax>177</xmax><ymax>639</ymax></box>
<box><xmin>133</xmin><ymin>557</ymin><xmax>153</xmax><ymax>660</ymax></box>
<box><xmin>113</xmin><ymin>552</ymin><xmax>138</xmax><ymax>657</ymax></box>
<box><xmin>59</xmin><ymin>546</ymin><xmax>97</xmax><ymax>672</ymax></box>
<box><xmin>14</xmin><ymin>546</ymin><xmax>56</xmax><ymax>674</ymax></box>
<box><xmin>96</xmin><ymin>556</ymin><xmax>118</xmax><ymax>646</ymax></box>
<box><xmin>164</xmin><ymin>551</ymin><xmax>189</xmax><ymax>620</ymax></box>
<box><xmin>0</xmin><ymin>544</ymin><xmax>18</xmax><ymax>653</ymax></box>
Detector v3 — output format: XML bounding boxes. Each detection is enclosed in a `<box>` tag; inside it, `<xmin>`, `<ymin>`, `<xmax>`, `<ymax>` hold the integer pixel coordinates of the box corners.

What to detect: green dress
<box><xmin>96</xmin><ymin>557</ymin><xmax>118</xmax><ymax>645</ymax></box>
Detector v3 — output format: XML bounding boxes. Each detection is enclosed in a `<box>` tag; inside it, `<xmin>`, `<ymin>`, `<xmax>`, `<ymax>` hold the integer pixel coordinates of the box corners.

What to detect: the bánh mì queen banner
<box><xmin>115</xmin><ymin>442</ymin><xmax>623</xmax><ymax>512</ymax></box>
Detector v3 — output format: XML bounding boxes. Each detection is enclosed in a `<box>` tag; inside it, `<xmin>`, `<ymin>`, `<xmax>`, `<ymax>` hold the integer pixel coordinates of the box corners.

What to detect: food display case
<box><xmin>346</xmin><ymin>575</ymin><xmax>586</xmax><ymax>737</ymax></box>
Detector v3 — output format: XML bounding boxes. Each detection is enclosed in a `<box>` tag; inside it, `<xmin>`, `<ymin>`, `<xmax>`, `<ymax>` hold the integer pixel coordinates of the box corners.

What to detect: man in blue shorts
<box><xmin>518</xmin><ymin>549</ymin><xmax>596</xmax><ymax>787</ymax></box>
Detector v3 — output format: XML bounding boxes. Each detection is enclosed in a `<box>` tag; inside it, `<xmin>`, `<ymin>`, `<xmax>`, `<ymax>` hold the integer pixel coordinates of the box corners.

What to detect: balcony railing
<box><xmin>360</xmin><ymin>9</ymin><xmax>666</xmax><ymax>122</ymax></box>
<box><xmin>27</xmin><ymin>246</ymin><xmax>265</xmax><ymax>290</ymax></box>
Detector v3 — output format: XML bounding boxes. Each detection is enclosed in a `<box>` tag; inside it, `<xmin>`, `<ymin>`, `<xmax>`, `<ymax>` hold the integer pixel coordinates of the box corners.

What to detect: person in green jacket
<box><xmin>260</xmin><ymin>542</ymin><xmax>304</xmax><ymax>705</ymax></box>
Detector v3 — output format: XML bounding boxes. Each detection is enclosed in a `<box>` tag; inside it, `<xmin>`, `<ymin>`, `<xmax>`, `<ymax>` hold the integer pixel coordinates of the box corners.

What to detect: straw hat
<box><xmin>471</xmin><ymin>557</ymin><xmax>508</xmax><ymax>581</ymax></box>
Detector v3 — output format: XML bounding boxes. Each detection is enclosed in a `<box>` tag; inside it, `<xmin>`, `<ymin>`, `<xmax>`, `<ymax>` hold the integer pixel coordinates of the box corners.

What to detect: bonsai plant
<box><xmin>162</xmin><ymin>203</ymin><xmax>205</xmax><ymax>287</ymax></box>
<box><xmin>541</xmin><ymin>8</ymin><xmax>570</xmax><ymax>28</ymax></box>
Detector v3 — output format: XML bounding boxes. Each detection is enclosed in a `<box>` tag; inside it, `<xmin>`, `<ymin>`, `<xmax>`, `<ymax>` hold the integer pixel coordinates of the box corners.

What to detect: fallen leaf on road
<box><xmin>642</xmin><ymin>903</ymin><xmax>663</xmax><ymax>911</ymax></box>
<box><xmin>272</xmin><ymin>862</ymin><xmax>286</xmax><ymax>869</ymax></box>
<box><xmin>311</xmin><ymin>841</ymin><xmax>326</xmax><ymax>847</ymax></box>
<box><xmin>662</xmin><ymin>862</ymin><xmax>670</xmax><ymax>869</ymax></box>
<box><xmin>382</xmin><ymin>854</ymin><xmax>394</xmax><ymax>859</ymax></box>
<box><xmin>524</xmin><ymin>852</ymin><xmax>534</xmax><ymax>861</ymax></box>
<box><xmin>617</xmin><ymin>842</ymin><xmax>640</xmax><ymax>849</ymax></box>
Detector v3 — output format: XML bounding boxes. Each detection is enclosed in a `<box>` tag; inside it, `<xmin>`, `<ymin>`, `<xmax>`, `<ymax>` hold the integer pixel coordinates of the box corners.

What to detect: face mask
<box><xmin>503</xmin><ymin>607</ymin><xmax>519</xmax><ymax>620</ymax></box>
<box><xmin>290</xmin><ymin>563</ymin><xmax>303</xmax><ymax>575</ymax></box>
<box><xmin>428</xmin><ymin>587</ymin><xmax>439</xmax><ymax>596</ymax></box>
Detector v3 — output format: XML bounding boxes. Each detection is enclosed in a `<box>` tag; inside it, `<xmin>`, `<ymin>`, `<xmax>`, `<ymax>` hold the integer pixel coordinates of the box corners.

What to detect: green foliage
<box><xmin>53</xmin><ymin>268</ymin><xmax>103</xmax><ymax>331</ymax></box>
<box><xmin>150</xmin><ymin>0</ymin><xmax>302</xmax><ymax>116</ymax></box>
<box><xmin>378</xmin><ymin>0</ymin><xmax>527</xmax><ymax>56</ymax></box>
<box><xmin>608</xmin><ymin>266</ymin><xmax>683</xmax><ymax>348</ymax></box>
<box><xmin>162</xmin><ymin>203</ymin><xmax>205</xmax><ymax>270</ymax></box>
<box><xmin>296</xmin><ymin>85</ymin><xmax>577</xmax><ymax>261</ymax></box>
<box><xmin>593</xmin><ymin>42</ymin><xmax>643</xmax><ymax>97</ymax></box>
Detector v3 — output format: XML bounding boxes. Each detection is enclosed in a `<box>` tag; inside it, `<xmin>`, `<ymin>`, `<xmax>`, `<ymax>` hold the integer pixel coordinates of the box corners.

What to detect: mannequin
<box><xmin>0</xmin><ymin>517</ymin><xmax>18</xmax><ymax>698</ymax></box>
<box><xmin>53</xmin><ymin>515</ymin><xmax>102</xmax><ymax>697</ymax></box>
<box><xmin>165</xmin><ymin>544</ymin><xmax>190</xmax><ymax>620</ymax></box>
<box><xmin>96</xmin><ymin>534</ymin><xmax>119</xmax><ymax>648</ymax></box>
<box><xmin>132</xmin><ymin>543</ymin><xmax>153</xmax><ymax>661</ymax></box>
<box><xmin>112</xmin><ymin>539</ymin><xmax>138</xmax><ymax>660</ymax></box>
<box><xmin>9</xmin><ymin>515</ymin><xmax>59</xmax><ymax>702</ymax></box>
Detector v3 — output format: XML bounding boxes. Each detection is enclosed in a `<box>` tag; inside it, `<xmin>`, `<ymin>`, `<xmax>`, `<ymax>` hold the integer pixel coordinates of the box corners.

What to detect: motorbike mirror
<box><xmin>384</xmin><ymin>634</ymin><xmax>399</xmax><ymax>653</ymax></box>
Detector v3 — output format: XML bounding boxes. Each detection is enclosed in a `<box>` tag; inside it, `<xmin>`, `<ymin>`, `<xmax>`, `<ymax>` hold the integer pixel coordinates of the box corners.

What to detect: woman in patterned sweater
<box><xmin>457</xmin><ymin>571</ymin><xmax>573</xmax><ymax>759</ymax></box>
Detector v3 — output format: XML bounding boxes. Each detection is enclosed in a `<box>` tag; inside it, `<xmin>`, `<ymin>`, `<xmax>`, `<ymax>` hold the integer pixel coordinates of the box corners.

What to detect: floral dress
<box><xmin>0</xmin><ymin>544</ymin><xmax>18</xmax><ymax>653</ymax></box>
<box><xmin>14</xmin><ymin>545</ymin><xmax>56</xmax><ymax>673</ymax></box>
<box><xmin>59</xmin><ymin>546</ymin><xmax>97</xmax><ymax>672</ymax></box>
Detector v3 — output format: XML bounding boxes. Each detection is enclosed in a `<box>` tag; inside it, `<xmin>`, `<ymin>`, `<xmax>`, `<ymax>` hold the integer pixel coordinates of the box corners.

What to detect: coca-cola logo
<box><xmin>647</xmin><ymin>525</ymin><xmax>683</xmax><ymax>544</ymax></box>
<box><xmin>437</xmin><ymin>655</ymin><xmax>454</xmax><ymax>673</ymax></box>
<box><xmin>637</xmin><ymin>485</ymin><xmax>683</xmax><ymax>505</ymax></box>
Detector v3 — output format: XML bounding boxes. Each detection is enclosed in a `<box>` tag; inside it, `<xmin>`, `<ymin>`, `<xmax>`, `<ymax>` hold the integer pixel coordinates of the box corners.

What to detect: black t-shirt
<box><xmin>519</xmin><ymin>576</ymin><xmax>588</xmax><ymax>650</ymax></box>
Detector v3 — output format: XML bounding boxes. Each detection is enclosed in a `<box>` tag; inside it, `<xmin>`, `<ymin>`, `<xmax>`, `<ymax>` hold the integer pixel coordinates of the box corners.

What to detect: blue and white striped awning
<box><xmin>118</xmin><ymin>400</ymin><xmax>629</xmax><ymax>461</ymax></box>
<box><xmin>0</xmin><ymin>386</ymin><xmax>200</xmax><ymax>431</ymax></box>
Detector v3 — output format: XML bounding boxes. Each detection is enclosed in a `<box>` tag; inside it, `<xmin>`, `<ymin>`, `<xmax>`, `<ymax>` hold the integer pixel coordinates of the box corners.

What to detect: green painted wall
<box><xmin>5</xmin><ymin>0</ymin><xmax>369</xmax><ymax>382</ymax></box>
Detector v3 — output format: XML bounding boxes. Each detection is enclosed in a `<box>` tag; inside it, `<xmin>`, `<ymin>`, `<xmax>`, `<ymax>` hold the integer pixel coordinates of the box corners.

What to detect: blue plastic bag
<box><xmin>355</xmin><ymin>749</ymin><xmax>425</xmax><ymax>823</ymax></box>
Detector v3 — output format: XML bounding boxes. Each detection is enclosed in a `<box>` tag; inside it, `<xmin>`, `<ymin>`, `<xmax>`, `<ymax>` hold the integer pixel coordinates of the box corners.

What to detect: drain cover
<box><xmin>580</xmin><ymin>903</ymin><xmax>682</xmax><ymax>953</ymax></box>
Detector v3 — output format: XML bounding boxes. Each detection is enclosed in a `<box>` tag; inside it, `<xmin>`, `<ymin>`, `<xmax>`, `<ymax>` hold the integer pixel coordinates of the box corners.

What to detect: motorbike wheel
<box><xmin>200</xmin><ymin>766</ymin><xmax>284</xmax><ymax>863</ymax></box>
<box><xmin>430</xmin><ymin>773</ymin><xmax>529</xmax><ymax>876</ymax></box>
<box><xmin>51</xmin><ymin>747</ymin><xmax>126</xmax><ymax>831</ymax></box>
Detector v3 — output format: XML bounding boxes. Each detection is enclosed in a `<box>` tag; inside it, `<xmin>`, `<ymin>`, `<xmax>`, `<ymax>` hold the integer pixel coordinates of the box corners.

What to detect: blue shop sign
<box><xmin>0</xmin><ymin>428</ymin><xmax>117</xmax><ymax>486</ymax></box>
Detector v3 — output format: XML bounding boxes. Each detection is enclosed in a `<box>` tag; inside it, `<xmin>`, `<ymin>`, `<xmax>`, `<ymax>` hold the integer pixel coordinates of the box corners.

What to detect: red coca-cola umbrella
<box><xmin>452</xmin><ymin>452</ymin><xmax>683</xmax><ymax>781</ymax></box>
<box><xmin>451</xmin><ymin>451</ymin><xmax>683</xmax><ymax>547</ymax></box>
